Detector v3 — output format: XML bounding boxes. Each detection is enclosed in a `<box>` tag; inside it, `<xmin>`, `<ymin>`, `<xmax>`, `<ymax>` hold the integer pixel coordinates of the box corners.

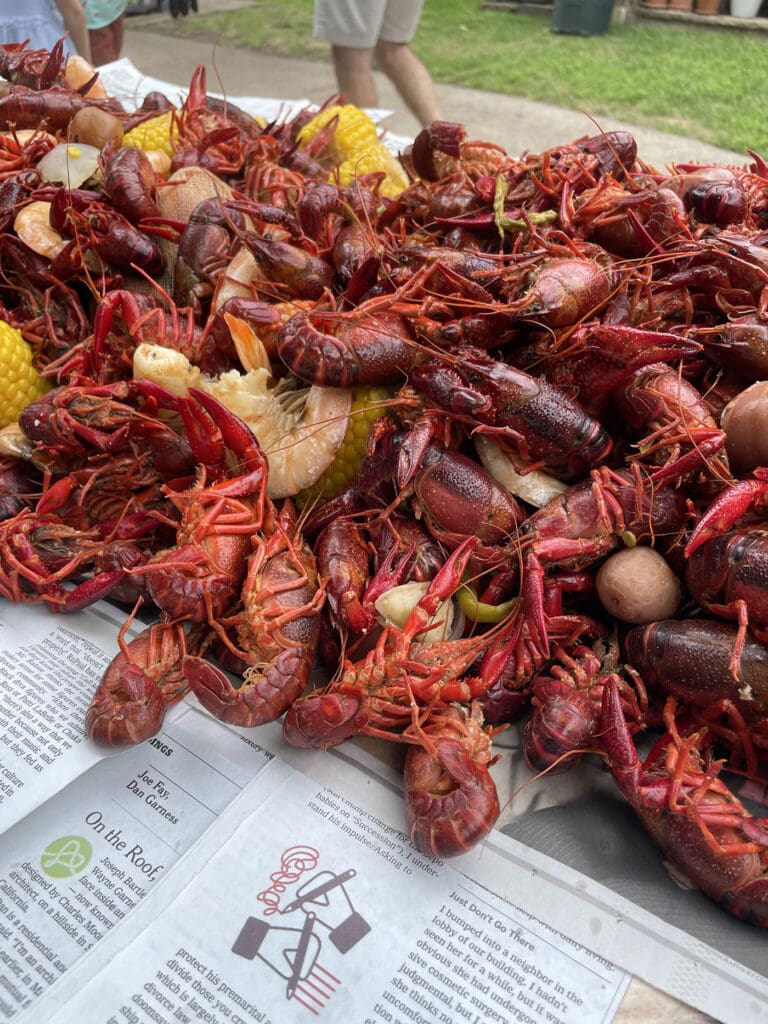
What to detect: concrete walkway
<box><xmin>123</xmin><ymin>10</ymin><xmax>747</xmax><ymax>170</ymax></box>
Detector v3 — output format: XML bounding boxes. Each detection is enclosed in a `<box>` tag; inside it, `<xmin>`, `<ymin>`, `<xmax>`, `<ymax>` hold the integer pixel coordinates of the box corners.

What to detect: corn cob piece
<box><xmin>122</xmin><ymin>111</ymin><xmax>178</xmax><ymax>158</ymax></box>
<box><xmin>0</xmin><ymin>320</ymin><xmax>50</xmax><ymax>428</ymax></box>
<box><xmin>297</xmin><ymin>104</ymin><xmax>409</xmax><ymax>199</ymax></box>
<box><xmin>297</xmin><ymin>386</ymin><xmax>390</xmax><ymax>506</ymax></box>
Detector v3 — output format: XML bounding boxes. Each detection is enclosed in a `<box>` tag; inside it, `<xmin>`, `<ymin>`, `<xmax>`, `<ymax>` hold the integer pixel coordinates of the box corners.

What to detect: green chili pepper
<box><xmin>457</xmin><ymin>585</ymin><xmax>518</xmax><ymax>623</ymax></box>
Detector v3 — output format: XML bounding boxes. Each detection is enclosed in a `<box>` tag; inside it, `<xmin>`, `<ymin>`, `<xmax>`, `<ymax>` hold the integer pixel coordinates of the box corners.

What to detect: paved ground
<box><xmin>123</xmin><ymin>8</ymin><xmax>747</xmax><ymax>170</ymax></box>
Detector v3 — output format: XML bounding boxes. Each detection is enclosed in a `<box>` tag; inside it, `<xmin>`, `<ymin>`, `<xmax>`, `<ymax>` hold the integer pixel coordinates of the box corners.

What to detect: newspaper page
<box><xmin>1</xmin><ymin>587</ymin><xmax>767</xmax><ymax>1023</ymax></box>
<box><xmin>0</xmin><ymin>599</ymin><xmax>631</xmax><ymax>1022</ymax></box>
<box><xmin>0</xmin><ymin>600</ymin><xmax>132</xmax><ymax>834</ymax></box>
<box><xmin>11</xmin><ymin>758</ymin><xmax>630</xmax><ymax>1024</ymax></box>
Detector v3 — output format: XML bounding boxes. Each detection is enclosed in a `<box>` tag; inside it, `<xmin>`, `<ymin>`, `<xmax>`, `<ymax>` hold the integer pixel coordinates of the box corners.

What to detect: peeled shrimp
<box><xmin>13</xmin><ymin>201</ymin><xmax>67</xmax><ymax>260</ymax></box>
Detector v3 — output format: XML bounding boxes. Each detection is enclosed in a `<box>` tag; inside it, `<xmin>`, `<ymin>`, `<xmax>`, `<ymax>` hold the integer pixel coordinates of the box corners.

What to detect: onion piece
<box><xmin>375</xmin><ymin>582</ymin><xmax>459</xmax><ymax>642</ymax></box>
<box><xmin>474</xmin><ymin>435</ymin><xmax>567</xmax><ymax>508</ymax></box>
<box><xmin>37</xmin><ymin>142</ymin><xmax>100</xmax><ymax>188</ymax></box>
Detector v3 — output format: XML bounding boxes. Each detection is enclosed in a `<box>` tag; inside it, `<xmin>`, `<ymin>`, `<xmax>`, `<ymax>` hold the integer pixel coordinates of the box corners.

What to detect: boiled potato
<box><xmin>721</xmin><ymin>380</ymin><xmax>768</xmax><ymax>476</ymax></box>
<box><xmin>596</xmin><ymin>547</ymin><xmax>681</xmax><ymax>624</ymax></box>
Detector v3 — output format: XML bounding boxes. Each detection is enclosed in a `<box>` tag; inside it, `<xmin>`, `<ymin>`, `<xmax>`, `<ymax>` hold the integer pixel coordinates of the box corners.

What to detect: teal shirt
<box><xmin>85</xmin><ymin>0</ymin><xmax>127</xmax><ymax>29</ymax></box>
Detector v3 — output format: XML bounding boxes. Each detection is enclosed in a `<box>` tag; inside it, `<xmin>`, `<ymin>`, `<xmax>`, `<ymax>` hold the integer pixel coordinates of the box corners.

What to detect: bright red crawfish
<box><xmin>183</xmin><ymin>499</ymin><xmax>323</xmax><ymax>728</ymax></box>
<box><xmin>138</xmin><ymin>387</ymin><xmax>270</xmax><ymax>625</ymax></box>
<box><xmin>403</xmin><ymin>701</ymin><xmax>502</xmax><ymax>859</ymax></box>
<box><xmin>282</xmin><ymin>538</ymin><xmax>497</xmax><ymax>749</ymax></box>
<box><xmin>86</xmin><ymin>613</ymin><xmax>210</xmax><ymax>747</ymax></box>
<box><xmin>523</xmin><ymin>635</ymin><xmax>648</xmax><ymax>775</ymax></box>
<box><xmin>409</xmin><ymin>345</ymin><xmax>613</xmax><ymax>482</ymax></box>
<box><xmin>600</xmin><ymin>675</ymin><xmax>768</xmax><ymax>928</ymax></box>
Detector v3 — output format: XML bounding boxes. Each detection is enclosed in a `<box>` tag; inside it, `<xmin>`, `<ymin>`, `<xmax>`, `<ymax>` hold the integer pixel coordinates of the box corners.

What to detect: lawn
<box><xmin>148</xmin><ymin>0</ymin><xmax>767</xmax><ymax>156</ymax></box>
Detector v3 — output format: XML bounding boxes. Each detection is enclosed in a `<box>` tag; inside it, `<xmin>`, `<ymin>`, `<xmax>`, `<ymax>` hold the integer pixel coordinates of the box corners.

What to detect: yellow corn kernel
<box><xmin>0</xmin><ymin>320</ymin><xmax>50</xmax><ymax>428</ymax></box>
<box><xmin>297</xmin><ymin>104</ymin><xmax>408</xmax><ymax>197</ymax></box>
<box><xmin>336</xmin><ymin>145</ymin><xmax>410</xmax><ymax>198</ymax></box>
<box><xmin>297</xmin><ymin>104</ymin><xmax>378</xmax><ymax>165</ymax></box>
<box><xmin>122</xmin><ymin>111</ymin><xmax>178</xmax><ymax>158</ymax></box>
<box><xmin>297</xmin><ymin>386</ymin><xmax>390</xmax><ymax>506</ymax></box>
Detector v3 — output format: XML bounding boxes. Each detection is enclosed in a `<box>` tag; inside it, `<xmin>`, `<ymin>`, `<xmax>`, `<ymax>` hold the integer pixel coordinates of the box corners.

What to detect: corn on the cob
<box><xmin>297</xmin><ymin>104</ymin><xmax>409</xmax><ymax>199</ymax></box>
<box><xmin>122</xmin><ymin>111</ymin><xmax>178</xmax><ymax>158</ymax></box>
<box><xmin>297</xmin><ymin>386</ymin><xmax>390</xmax><ymax>506</ymax></box>
<box><xmin>0</xmin><ymin>320</ymin><xmax>50</xmax><ymax>428</ymax></box>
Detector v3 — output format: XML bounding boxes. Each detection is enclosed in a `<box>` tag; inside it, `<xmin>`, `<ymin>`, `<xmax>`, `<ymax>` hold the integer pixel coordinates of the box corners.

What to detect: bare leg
<box><xmin>330</xmin><ymin>45</ymin><xmax>379</xmax><ymax>108</ymax></box>
<box><xmin>374</xmin><ymin>40</ymin><xmax>441</xmax><ymax>127</ymax></box>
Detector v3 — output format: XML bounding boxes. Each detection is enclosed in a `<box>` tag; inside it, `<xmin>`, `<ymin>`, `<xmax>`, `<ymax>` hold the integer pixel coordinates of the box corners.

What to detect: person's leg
<box><xmin>373</xmin><ymin>40</ymin><xmax>440</xmax><ymax>126</ymax></box>
<box><xmin>314</xmin><ymin>0</ymin><xmax>385</xmax><ymax>106</ymax></box>
<box><xmin>88</xmin><ymin>25</ymin><xmax>114</xmax><ymax>66</ymax></box>
<box><xmin>111</xmin><ymin>14</ymin><xmax>125</xmax><ymax>62</ymax></box>
<box><xmin>330</xmin><ymin>44</ymin><xmax>378</xmax><ymax>109</ymax></box>
<box><xmin>374</xmin><ymin>0</ymin><xmax>440</xmax><ymax>126</ymax></box>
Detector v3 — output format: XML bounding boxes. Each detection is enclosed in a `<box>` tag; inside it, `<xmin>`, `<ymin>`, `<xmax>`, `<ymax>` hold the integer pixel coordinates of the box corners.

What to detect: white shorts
<box><xmin>313</xmin><ymin>0</ymin><xmax>425</xmax><ymax>48</ymax></box>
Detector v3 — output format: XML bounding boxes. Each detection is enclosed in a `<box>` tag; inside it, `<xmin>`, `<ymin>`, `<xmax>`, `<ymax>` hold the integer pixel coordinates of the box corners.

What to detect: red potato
<box><xmin>596</xmin><ymin>546</ymin><xmax>682</xmax><ymax>624</ymax></box>
<box><xmin>721</xmin><ymin>380</ymin><xmax>768</xmax><ymax>476</ymax></box>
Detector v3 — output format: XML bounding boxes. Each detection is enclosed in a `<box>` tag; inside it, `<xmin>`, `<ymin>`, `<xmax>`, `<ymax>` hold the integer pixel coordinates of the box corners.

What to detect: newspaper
<box><xmin>0</xmin><ymin>600</ymin><xmax>628</xmax><ymax>1024</ymax></box>
<box><xmin>0</xmin><ymin>595</ymin><xmax>766</xmax><ymax>1024</ymax></box>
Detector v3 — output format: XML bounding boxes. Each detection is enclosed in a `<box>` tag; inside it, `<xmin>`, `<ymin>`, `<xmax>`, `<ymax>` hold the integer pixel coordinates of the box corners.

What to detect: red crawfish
<box><xmin>582</xmin><ymin>186</ymin><xmax>690</xmax><ymax>259</ymax></box>
<box><xmin>0</xmin><ymin>85</ymin><xmax>124</xmax><ymax>132</ymax></box>
<box><xmin>683</xmin><ymin>179</ymin><xmax>751</xmax><ymax>228</ymax></box>
<box><xmin>86</xmin><ymin>614</ymin><xmax>210</xmax><ymax>747</ymax></box>
<box><xmin>684</xmin><ymin>468</ymin><xmax>768</xmax><ymax>675</ymax></box>
<box><xmin>45</xmin><ymin>186</ymin><xmax>166</xmax><ymax>278</ymax></box>
<box><xmin>0</xmin><ymin>507</ymin><xmax>132</xmax><ymax>612</ymax></box>
<box><xmin>499</xmin><ymin>252</ymin><xmax>618</xmax><ymax>328</ymax></box>
<box><xmin>277</xmin><ymin>306</ymin><xmax>419</xmax><ymax>388</ymax></box>
<box><xmin>523</xmin><ymin>635</ymin><xmax>648</xmax><ymax>775</ymax></box>
<box><xmin>315</xmin><ymin>513</ymin><xmax>443</xmax><ymax>656</ymax></box>
<box><xmin>615</xmin><ymin>362</ymin><xmax>729</xmax><ymax>485</ymax></box>
<box><xmin>18</xmin><ymin>379</ymin><xmax>195</xmax><ymax>479</ymax></box>
<box><xmin>282</xmin><ymin>538</ymin><xmax>497</xmax><ymax>749</ymax></box>
<box><xmin>691</xmin><ymin>312</ymin><xmax>768</xmax><ymax>384</ymax></box>
<box><xmin>624</xmin><ymin>618</ymin><xmax>768</xmax><ymax>776</ymax></box>
<box><xmin>403</xmin><ymin>701</ymin><xmax>502</xmax><ymax>859</ymax></box>
<box><xmin>182</xmin><ymin>500</ymin><xmax>324</xmax><ymax>728</ymax></box>
<box><xmin>474</xmin><ymin>604</ymin><xmax>607</xmax><ymax>726</ymax></box>
<box><xmin>173</xmin><ymin>197</ymin><xmax>248</xmax><ymax>317</ymax></box>
<box><xmin>510</xmin><ymin>322</ymin><xmax>701</xmax><ymax>419</ymax></box>
<box><xmin>0</xmin><ymin>38</ymin><xmax>68</xmax><ymax>90</ymax></box>
<box><xmin>241</xmin><ymin>231</ymin><xmax>335</xmax><ymax>302</ymax></box>
<box><xmin>409</xmin><ymin>346</ymin><xmax>613</xmax><ymax>482</ymax></box>
<box><xmin>600</xmin><ymin>676</ymin><xmax>768</xmax><ymax>928</ymax></box>
<box><xmin>101</xmin><ymin>144</ymin><xmax>162</xmax><ymax>226</ymax></box>
<box><xmin>139</xmin><ymin>388</ymin><xmax>270</xmax><ymax>625</ymax></box>
<box><xmin>397</xmin><ymin>437</ymin><xmax>527</xmax><ymax>572</ymax></box>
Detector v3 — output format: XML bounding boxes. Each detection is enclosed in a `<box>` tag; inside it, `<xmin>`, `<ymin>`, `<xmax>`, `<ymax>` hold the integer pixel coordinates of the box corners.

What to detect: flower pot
<box><xmin>730</xmin><ymin>0</ymin><xmax>761</xmax><ymax>13</ymax></box>
<box><xmin>667</xmin><ymin>0</ymin><xmax>693</xmax><ymax>9</ymax></box>
<box><xmin>642</xmin><ymin>0</ymin><xmax>668</xmax><ymax>7</ymax></box>
<box><xmin>695</xmin><ymin>0</ymin><xmax>721</xmax><ymax>12</ymax></box>
<box><xmin>551</xmin><ymin>0</ymin><xmax>617</xmax><ymax>35</ymax></box>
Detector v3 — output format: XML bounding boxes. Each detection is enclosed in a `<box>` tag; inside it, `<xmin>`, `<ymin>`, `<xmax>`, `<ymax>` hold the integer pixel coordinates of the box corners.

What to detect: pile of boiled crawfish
<box><xmin>2</xmin><ymin>39</ymin><xmax>768</xmax><ymax>928</ymax></box>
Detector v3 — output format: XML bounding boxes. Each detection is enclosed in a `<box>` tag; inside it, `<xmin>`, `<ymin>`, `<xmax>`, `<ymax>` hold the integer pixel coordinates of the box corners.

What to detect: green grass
<box><xmin>152</xmin><ymin>0</ymin><xmax>768</xmax><ymax>154</ymax></box>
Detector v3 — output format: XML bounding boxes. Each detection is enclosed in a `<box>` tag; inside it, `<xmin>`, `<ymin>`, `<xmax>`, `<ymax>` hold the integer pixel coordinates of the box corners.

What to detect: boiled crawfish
<box><xmin>86</xmin><ymin>614</ymin><xmax>209</xmax><ymax>747</ymax></box>
<box><xmin>600</xmin><ymin>676</ymin><xmax>768</xmax><ymax>928</ymax></box>
<box><xmin>182</xmin><ymin>499</ymin><xmax>324</xmax><ymax>727</ymax></box>
<box><xmin>404</xmin><ymin>701</ymin><xmax>502</xmax><ymax>859</ymax></box>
